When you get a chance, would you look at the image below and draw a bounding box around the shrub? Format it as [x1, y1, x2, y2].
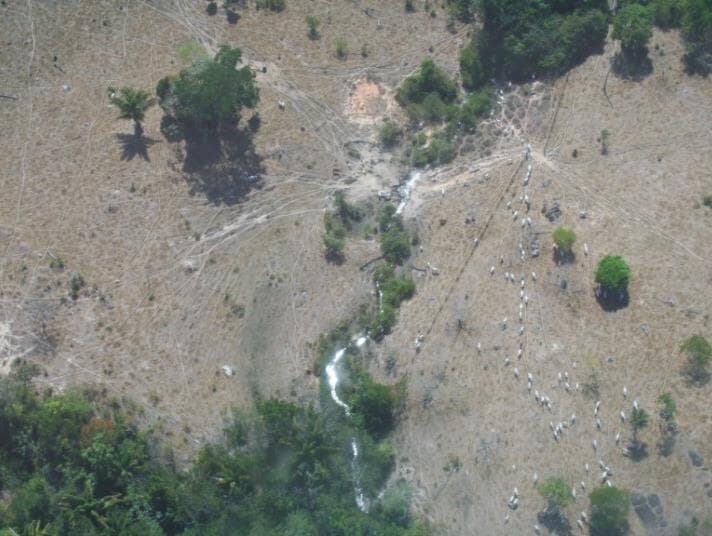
[682, 0, 712, 75]
[703, 195, 712, 208]
[456, 89, 492, 131]
[405, 0, 415, 13]
[631, 408, 649, 434]
[323, 233, 345, 259]
[595, 255, 631, 291]
[378, 203, 398, 232]
[373, 263, 396, 285]
[601, 129, 611, 154]
[657, 392, 677, 422]
[681, 334, 711, 384]
[370, 303, 397, 338]
[411, 132, 456, 167]
[552, 227, 576, 253]
[69, 273, 85, 300]
[334, 191, 364, 222]
[381, 276, 416, 308]
[381, 228, 412, 265]
[379, 121, 404, 148]
[589, 486, 630, 536]
[459, 39, 487, 90]
[538, 477, 574, 508]
[335, 38, 348, 59]
[306, 15, 320, 40]
[396, 59, 458, 111]
[350, 381, 397, 439]
[613, 4, 654, 57]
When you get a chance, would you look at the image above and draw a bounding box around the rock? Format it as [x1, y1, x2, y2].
[222, 365, 235, 377]
[560, 279, 567, 290]
[689, 450, 704, 467]
[545, 202, 562, 222]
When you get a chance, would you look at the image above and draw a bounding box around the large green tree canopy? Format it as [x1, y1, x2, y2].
[163, 45, 259, 131]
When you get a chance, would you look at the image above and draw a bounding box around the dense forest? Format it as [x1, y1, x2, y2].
[0, 361, 425, 535]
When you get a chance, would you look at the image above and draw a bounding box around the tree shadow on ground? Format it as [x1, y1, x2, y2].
[612, 51, 653, 81]
[554, 249, 576, 265]
[595, 286, 630, 312]
[115, 133, 157, 161]
[182, 124, 264, 205]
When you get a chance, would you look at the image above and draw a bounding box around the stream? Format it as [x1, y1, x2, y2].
[323, 170, 420, 511]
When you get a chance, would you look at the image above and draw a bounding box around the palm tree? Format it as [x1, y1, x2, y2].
[108, 86, 155, 137]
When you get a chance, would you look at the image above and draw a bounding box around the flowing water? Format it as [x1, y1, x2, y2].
[323, 170, 421, 512]
[325, 335, 369, 511]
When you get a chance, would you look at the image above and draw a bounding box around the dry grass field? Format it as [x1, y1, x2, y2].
[1, 1, 711, 534]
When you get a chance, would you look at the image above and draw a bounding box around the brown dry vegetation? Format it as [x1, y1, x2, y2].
[1, 1, 712, 534]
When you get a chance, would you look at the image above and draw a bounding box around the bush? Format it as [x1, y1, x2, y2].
[631, 408, 649, 433]
[459, 39, 487, 90]
[657, 392, 677, 422]
[405, 0, 415, 13]
[552, 227, 576, 252]
[538, 477, 574, 508]
[350, 381, 397, 439]
[370, 303, 397, 339]
[379, 121, 404, 148]
[396, 59, 459, 111]
[456, 89, 492, 131]
[613, 4, 654, 57]
[681, 0, 712, 74]
[324, 233, 345, 259]
[595, 255, 631, 291]
[411, 132, 456, 167]
[703, 195, 712, 208]
[306, 15, 320, 39]
[381, 276, 416, 308]
[681, 334, 712, 384]
[589, 486, 630, 536]
[336, 38, 348, 59]
[381, 228, 412, 265]
[378, 203, 398, 232]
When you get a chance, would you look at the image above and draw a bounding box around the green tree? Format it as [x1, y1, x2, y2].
[681, 0, 712, 74]
[595, 255, 631, 292]
[681, 334, 712, 385]
[306, 15, 320, 40]
[396, 59, 459, 122]
[538, 477, 574, 508]
[589, 486, 630, 536]
[552, 227, 576, 256]
[381, 228, 412, 265]
[613, 4, 654, 57]
[108, 87, 155, 137]
[350, 381, 397, 439]
[459, 39, 487, 90]
[168, 45, 259, 131]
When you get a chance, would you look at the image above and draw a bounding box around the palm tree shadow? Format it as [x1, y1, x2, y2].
[115, 133, 157, 161]
[182, 125, 264, 205]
